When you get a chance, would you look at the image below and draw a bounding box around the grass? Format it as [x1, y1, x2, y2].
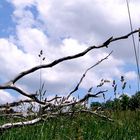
[0, 111, 140, 140]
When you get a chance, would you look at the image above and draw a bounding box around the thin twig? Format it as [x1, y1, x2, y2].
[67, 51, 113, 99]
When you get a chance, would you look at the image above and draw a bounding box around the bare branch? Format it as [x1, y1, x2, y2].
[111, 29, 139, 42]
[0, 29, 139, 105]
[77, 90, 108, 103]
[42, 90, 108, 112]
[41, 108, 114, 122]
[67, 51, 113, 99]
[0, 84, 45, 105]
[0, 118, 42, 132]
[0, 99, 34, 109]
[0, 29, 138, 133]
[46, 96, 62, 102]
[6, 28, 139, 84]
[0, 108, 113, 133]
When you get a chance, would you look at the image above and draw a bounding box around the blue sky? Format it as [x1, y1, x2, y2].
[0, 0, 140, 104]
[0, 0, 15, 37]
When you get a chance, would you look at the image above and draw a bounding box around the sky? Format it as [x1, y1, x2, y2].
[0, 0, 140, 104]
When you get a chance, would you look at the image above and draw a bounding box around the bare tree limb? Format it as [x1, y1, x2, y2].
[0, 84, 45, 105]
[0, 29, 138, 133]
[0, 118, 42, 132]
[0, 108, 113, 133]
[0, 99, 34, 109]
[42, 90, 108, 112]
[46, 96, 62, 102]
[0, 29, 139, 104]
[4, 29, 139, 84]
[67, 51, 113, 99]
[111, 29, 139, 42]
[78, 90, 108, 103]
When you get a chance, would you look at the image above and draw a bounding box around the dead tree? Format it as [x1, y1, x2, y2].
[0, 29, 139, 132]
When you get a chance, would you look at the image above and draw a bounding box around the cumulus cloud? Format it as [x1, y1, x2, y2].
[0, 0, 139, 103]
[16, 27, 49, 55]
[0, 38, 36, 82]
[35, 0, 129, 42]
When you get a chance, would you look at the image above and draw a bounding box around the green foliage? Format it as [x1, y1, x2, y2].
[90, 102, 102, 109]
[112, 98, 121, 111]
[1, 111, 140, 140]
[91, 91, 140, 111]
[129, 91, 140, 110]
[119, 94, 130, 110]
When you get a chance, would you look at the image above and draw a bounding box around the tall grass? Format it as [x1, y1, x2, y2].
[0, 111, 140, 140]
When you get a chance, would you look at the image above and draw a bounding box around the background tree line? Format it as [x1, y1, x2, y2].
[91, 91, 140, 111]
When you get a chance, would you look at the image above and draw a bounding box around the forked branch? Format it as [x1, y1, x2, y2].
[0, 29, 139, 132]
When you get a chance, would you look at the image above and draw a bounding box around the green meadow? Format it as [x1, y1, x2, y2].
[0, 111, 140, 140]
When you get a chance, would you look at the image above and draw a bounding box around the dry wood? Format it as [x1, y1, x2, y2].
[0, 29, 139, 132]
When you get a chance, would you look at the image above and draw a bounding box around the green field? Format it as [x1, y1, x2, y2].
[0, 111, 140, 140]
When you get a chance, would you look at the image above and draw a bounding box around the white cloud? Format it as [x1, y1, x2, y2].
[13, 9, 35, 27]
[8, 0, 35, 8]
[16, 27, 48, 54]
[35, 0, 50, 18]
[0, 90, 15, 104]
[0, 0, 138, 103]
[33, 0, 140, 63]
[95, 0, 128, 25]
[124, 71, 137, 81]
[1, 34, 124, 95]
[60, 38, 86, 55]
[34, 0, 132, 42]
[0, 35, 132, 96]
[0, 38, 36, 81]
